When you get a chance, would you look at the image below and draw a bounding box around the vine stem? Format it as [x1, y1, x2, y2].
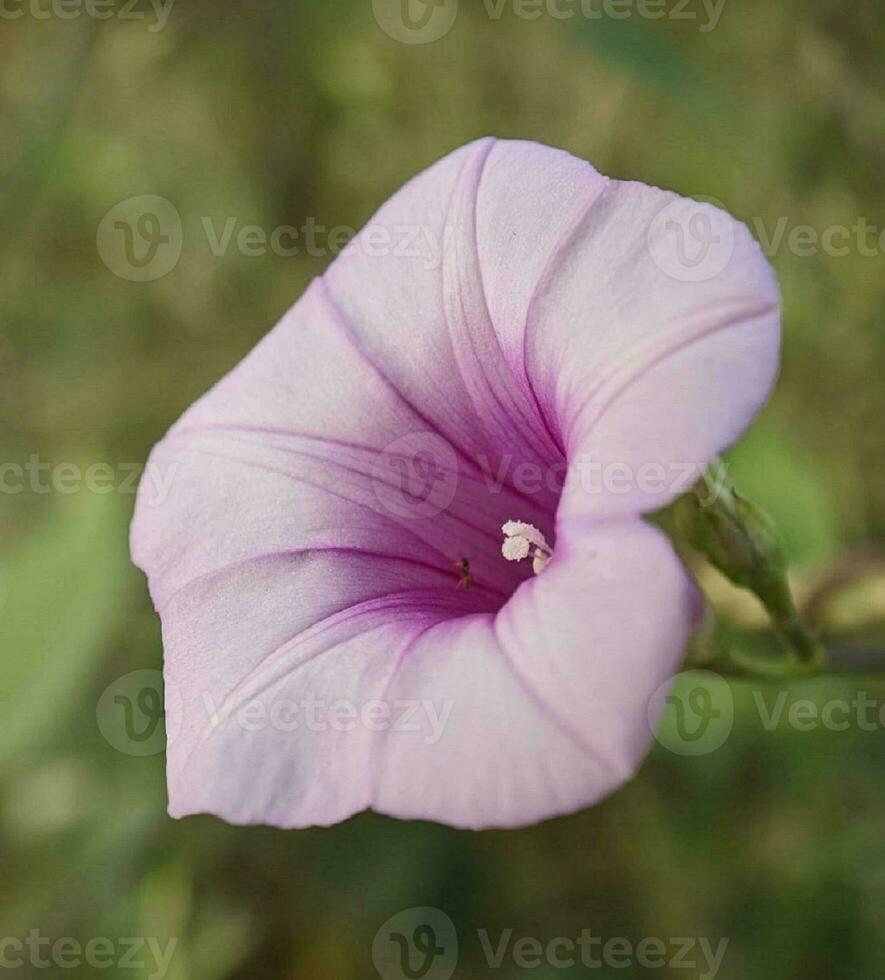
[684, 627, 885, 681]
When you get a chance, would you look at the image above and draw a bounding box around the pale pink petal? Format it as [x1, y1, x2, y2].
[373, 519, 696, 828]
[131, 137, 780, 829]
[164, 520, 693, 829]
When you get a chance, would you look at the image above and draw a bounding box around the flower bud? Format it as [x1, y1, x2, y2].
[675, 461, 821, 663]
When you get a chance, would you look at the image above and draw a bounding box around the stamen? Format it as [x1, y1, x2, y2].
[501, 520, 553, 575]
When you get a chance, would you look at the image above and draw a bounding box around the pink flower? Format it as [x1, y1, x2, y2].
[131, 139, 780, 829]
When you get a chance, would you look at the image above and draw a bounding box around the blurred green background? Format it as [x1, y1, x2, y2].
[2, 0, 884, 976]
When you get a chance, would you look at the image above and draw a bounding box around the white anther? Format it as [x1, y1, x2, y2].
[532, 549, 551, 575]
[501, 520, 553, 575]
[502, 534, 531, 562]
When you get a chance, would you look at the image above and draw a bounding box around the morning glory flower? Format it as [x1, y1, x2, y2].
[132, 138, 779, 829]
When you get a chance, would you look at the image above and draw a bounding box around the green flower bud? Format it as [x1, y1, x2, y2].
[675, 460, 822, 664]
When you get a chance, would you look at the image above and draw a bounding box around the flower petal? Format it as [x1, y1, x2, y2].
[515, 174, 780, 516]
[132, 137, 779, 829]
[131, 280, 546, 611]
[373, 518, 696, 828]
[163, 519, 693, 829]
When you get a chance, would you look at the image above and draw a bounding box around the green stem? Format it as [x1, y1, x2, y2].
[685, 624, 885, 680]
